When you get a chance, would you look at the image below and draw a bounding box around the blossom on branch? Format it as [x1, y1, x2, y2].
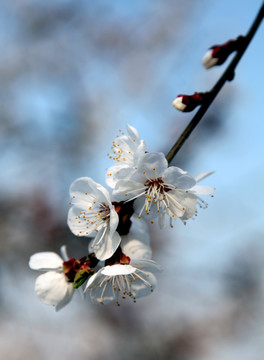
[106, 124, 146, 188]
[85, 254, 161, 305]
[68, 177, 121, 260]
[113, 152, 214, 226]
[29, 251, 74, 311]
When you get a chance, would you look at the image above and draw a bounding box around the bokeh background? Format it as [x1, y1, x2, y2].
[1, 1, 264, 359]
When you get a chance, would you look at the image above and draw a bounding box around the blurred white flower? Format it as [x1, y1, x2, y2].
[68, 177, 121, 260]
[85, 259, 161, 305]
[121, 215, 152, 259]
[106, 124, 146, 188]
[29, 251, 74, 311]
[113, 152, 214, 226]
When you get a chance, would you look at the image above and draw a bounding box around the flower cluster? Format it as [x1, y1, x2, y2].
[29, 125, 214, 310]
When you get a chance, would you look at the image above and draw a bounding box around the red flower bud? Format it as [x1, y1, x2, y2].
[203, 36, 245, 69]
[172, 92, 209, 112]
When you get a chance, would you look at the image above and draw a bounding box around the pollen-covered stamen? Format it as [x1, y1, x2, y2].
[99, 202, 111, 221]
[83, 202, 111, 235]
[141, 177, 170, 214]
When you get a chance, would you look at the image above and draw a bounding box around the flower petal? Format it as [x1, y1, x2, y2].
[109, 206, 119, 237]
[91, 229, 121, 261]
[67, 205, 95, 237]
[70, 177, 111, 205]
[133, 140, 146, 165]
[121, 216, 152, 259]
[106, 164, 134, 188]
[29, 252, 62, 271]
[190, 185, 215, 195]
[137, 152, 168, 179]
[130, 259, 162, 273]
[195, 170, 215, 182]
[89, 280, 117, 304]
[126, 124, 140, 142]
[85, 269, 104, 291]
[102, 264, 136, 276]
[122, 238, 152, 260]
[35, 271, 74, 309]
[130, 272, 157, 298]
[113, 179, 145, 201]
[162, 167, 196, 189]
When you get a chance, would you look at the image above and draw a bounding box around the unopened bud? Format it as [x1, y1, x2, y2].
[202, 36, 245, 69]
[172, 92, 209, 112]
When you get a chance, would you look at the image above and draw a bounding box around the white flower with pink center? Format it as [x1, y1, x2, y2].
[106, 124, 146, 188]
[68, 177, 121, 260]
[113, 152, 214, 226]
[85, 259, 161, 305]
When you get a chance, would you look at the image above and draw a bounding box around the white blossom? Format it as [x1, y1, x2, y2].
[85, 259, 161, 305]
[29, 251, 74, 311]
[68, 177, 121, 260]
[106, 124, 146, 188]
[121, 215, 152, 260]
[113, 152, 214, 226]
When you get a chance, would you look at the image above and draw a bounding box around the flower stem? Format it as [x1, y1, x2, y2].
[166, 2, 264, 164]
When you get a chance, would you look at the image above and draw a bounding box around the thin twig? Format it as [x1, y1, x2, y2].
[166, 2, 264, 164]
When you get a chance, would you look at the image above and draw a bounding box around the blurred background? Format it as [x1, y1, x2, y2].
[1, 0, 264, 359]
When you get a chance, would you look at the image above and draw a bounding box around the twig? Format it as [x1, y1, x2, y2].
[166, 2, 264, 164]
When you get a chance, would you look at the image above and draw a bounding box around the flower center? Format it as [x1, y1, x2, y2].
[99, 202, 111, 221]
[144, 177, 166, 192]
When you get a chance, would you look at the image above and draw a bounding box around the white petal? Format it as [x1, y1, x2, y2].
[190, 185, 215, 195]
[35, 271, 74, 308]
[106, 164, 134, 188]
[70, 177, 111, 205]
[162, 167, 196, 189]
[113, 179, 145, 201]
[55, 284, 74, 311]
[109, 207, 119, 237]
[126, 124, 140, 142]
[165, 191, 186, 218]
[177, 192, 198, 220]
[133, 140, 146, 165]
[195, 170, 215, 182]
[60, 245, 69, 261]
[89, 280, 116, 304]
[131, 272, 157, 298]
[91, 229, 121, 261]
[85, 269, 105, 291]
[29, 252, 62, 271]
[137, 152, 168, 179]
[67, 205, 95, 237]
[102, 264, 136, 276]
[122, 238, 152, 260]
[130, 259, 162, 273]
[121, 216, 151, 259]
